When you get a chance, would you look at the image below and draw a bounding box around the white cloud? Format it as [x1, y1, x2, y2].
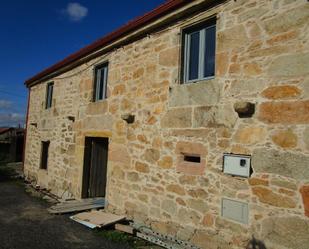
[0, 100, 12, 109]
[63, 3, 88, 22]
[0, 113, 24, 127]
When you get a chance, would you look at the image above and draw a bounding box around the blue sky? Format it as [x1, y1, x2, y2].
[0, 0, 165, 127]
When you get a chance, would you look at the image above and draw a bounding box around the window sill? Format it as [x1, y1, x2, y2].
[182, 76, 215, 85]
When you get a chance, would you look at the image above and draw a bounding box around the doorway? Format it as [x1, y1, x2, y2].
[82, 137, 108, 198]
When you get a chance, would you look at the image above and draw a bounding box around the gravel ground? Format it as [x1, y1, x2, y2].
[0, 177, 136, 249]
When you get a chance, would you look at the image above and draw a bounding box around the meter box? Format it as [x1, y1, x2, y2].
[223, 153, 251, 178]
[222, 198, 248, 224]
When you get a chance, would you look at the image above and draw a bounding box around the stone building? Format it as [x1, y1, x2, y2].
[24, 0, 309, 248]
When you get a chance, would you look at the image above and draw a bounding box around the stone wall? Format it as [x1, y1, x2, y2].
[24, 0, 309, 248]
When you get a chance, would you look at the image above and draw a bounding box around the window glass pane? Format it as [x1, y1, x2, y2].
[98, 67, 104, 100]
[95, 65, 108, 101]
[204, 25, 216, 77]
[188, 31, 200, 81]
[46, 83, 53, 109]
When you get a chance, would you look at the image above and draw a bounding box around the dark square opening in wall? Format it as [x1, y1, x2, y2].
[40, 141, 50, 170]
[184, 154, 201, 163]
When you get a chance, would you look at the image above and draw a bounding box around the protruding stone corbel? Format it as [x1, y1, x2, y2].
[121, 114, 135, 124]
[30, 122, 37, 128]
[67, 116, 75, 122]
[234, 102, 255, 118]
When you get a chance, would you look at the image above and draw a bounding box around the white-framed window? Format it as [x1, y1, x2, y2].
[45, 82, 54, 109]
[94, 62, 108, 101]
[183, 19, 216, 83]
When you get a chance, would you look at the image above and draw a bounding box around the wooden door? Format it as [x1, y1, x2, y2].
[82, 137, 108, 198]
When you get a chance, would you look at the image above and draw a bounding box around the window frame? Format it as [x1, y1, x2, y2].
[45, 82, 54, 109]
[93, 62, 109, 102]
[182, 18, 216, 84]
[40, 141, 50, 170]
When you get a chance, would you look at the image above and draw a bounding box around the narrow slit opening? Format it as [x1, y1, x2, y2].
[184, 155, 201, 163]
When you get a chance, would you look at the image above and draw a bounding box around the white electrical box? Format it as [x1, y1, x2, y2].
[222, 198, 248, 224]
[223, 154, 251, 177]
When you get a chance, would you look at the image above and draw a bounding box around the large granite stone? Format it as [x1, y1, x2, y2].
[252, 148, 309, 180]
[261, 216, 309, 249]
[169, 80, 220, 107]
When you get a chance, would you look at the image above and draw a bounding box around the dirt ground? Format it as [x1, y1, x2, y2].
[0, 164, 159, 249]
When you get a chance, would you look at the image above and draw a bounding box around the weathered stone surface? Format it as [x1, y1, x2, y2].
[143, 148, 160, 164]
[161, 108, 192, 128]
[158, 47, 179, 67]
[261, 85, 301, 99]
[248, 178, 269, 186]
[187, 199, 209, 213]
[179, 175, 197, 185]
[270, 179, 297, 190]
[304, 127, 309, 150]
[177, 208, 201, 225]
[238, 7, 268, 23]
[86, 101, 108, 115]
[258, 101, 309, 124]
[216, 52, 229, 76]
[191, 230, 230, 249]
[215, 217, 247, 234]
[127, 172, 139, 182]
[202, 213, 214, 227]
[193, 105, 237, 128]
[228, 79, 266, 96]
[243, 63, 262, 76]
[234, 126, 267, 144]
[111, 165, 125, 180]
[300, 186, 309, 217]
[162, 199, 177, 214]
[268, 52, 309, 77]
[217, 25, 248, 51]
[151, 221, 178, 236]
[187, 188, 208, 199]
[252, 186, 296, 208]
[158, 156, 173, 169]
[272, 129, 297, 148]
[169, 129, 210, 138]
[166, 184, 186, 196]
[175, 141, 207, 155]
[262, 5, 309, 34]
[261, 216, 309, 249]
[135, 161, 150, 173]
[82, 115, 113, 130]
[109, 144, 130, 164]
[252, 148, 309, 180]
[169, 80, 220, 107]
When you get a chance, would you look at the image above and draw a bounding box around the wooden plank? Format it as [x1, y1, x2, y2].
[50, 198, 104, 208]
[47, 198, 105, 214]
[48, 204, 104, 214]
[70, 211, 125, 229]
[115, 224, 134, 234]
[49, 201, 105, 211]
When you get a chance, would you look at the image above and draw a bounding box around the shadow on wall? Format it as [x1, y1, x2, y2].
[246, 236, 267, 249]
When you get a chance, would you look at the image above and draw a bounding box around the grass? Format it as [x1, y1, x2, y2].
[94, 229, 154, 249]
[0, 161, 15, 180]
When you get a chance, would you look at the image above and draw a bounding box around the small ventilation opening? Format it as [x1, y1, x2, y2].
[184, 155, 201, 163]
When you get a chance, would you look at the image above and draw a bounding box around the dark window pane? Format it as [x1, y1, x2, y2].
[98, 68, 104, 100]
[46, 83, 53, 109]
[95, 65, 108, 101]
[204, 25, 216, 77]
[188, 31, 200, 81]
